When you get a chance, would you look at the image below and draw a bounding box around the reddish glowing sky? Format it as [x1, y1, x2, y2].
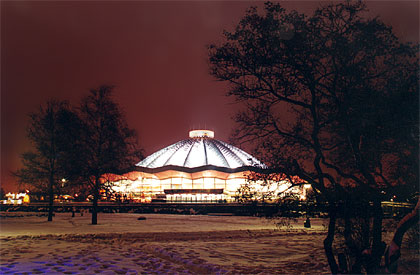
[1, 1, 418, 192]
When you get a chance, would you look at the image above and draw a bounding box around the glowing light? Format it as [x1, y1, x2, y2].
[189, 130, 214, 138]
[172, 178, 182, 185]
[3, 192, 28, 204]
[23, 194, 30, 203]
[204, 177, 215, 189]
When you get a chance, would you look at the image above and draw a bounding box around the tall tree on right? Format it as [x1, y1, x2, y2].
[209, 1, 418, 273]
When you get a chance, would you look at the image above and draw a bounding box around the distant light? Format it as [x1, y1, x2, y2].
[23, 194, 30, 203]
[189, 130, 214, 139]
[61, 178, 67, 183]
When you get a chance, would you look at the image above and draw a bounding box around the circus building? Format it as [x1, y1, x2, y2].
[105, 130, 304, 203]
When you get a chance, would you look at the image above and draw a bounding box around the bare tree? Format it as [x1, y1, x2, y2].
[15, 100, 79, 221]
[209, 1, 418, 273]
[76, 86, 142, 225]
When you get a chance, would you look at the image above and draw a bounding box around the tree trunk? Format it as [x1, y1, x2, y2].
[385, 198, 420, 273]
[343, 206, 362, 274]
[324, 204, 339, 274]
[361, 208, 370, 249]
[91, 177, 99, 225]
[47, 174, 54, 222]
[367, 198, 385, 274]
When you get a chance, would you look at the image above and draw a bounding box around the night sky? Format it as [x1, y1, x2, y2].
[2, 1, 418, 192]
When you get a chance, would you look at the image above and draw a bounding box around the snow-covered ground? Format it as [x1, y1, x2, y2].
[0, 212, 324, 236]
[0, 213, 418, 274]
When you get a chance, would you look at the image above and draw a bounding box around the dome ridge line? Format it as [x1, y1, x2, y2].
[145, 142, 178, 168]
[206, 139, 230, 168]
[213, 139, 246, 167]
[224, 142, 254, 164]
[183, 139, 195, 167]
[203, 138, 208, 165]
[162, 140, 187, 166]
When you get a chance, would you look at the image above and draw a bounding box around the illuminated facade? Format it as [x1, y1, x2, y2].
[107, 130, 303, 203]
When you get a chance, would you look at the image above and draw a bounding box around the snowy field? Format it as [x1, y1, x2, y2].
[0, 212, 418, 274]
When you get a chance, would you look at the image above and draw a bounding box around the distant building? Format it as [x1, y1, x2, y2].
[105, 130, 305, 203]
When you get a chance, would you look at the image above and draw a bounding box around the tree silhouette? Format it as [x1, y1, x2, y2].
[0, 187, 5, 200]
[209, 1, 418, 273]
[76, 86, 142, 225]
[14, 100, 79, 221]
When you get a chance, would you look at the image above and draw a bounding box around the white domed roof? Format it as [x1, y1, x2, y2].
[136, 130, 265, 169]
